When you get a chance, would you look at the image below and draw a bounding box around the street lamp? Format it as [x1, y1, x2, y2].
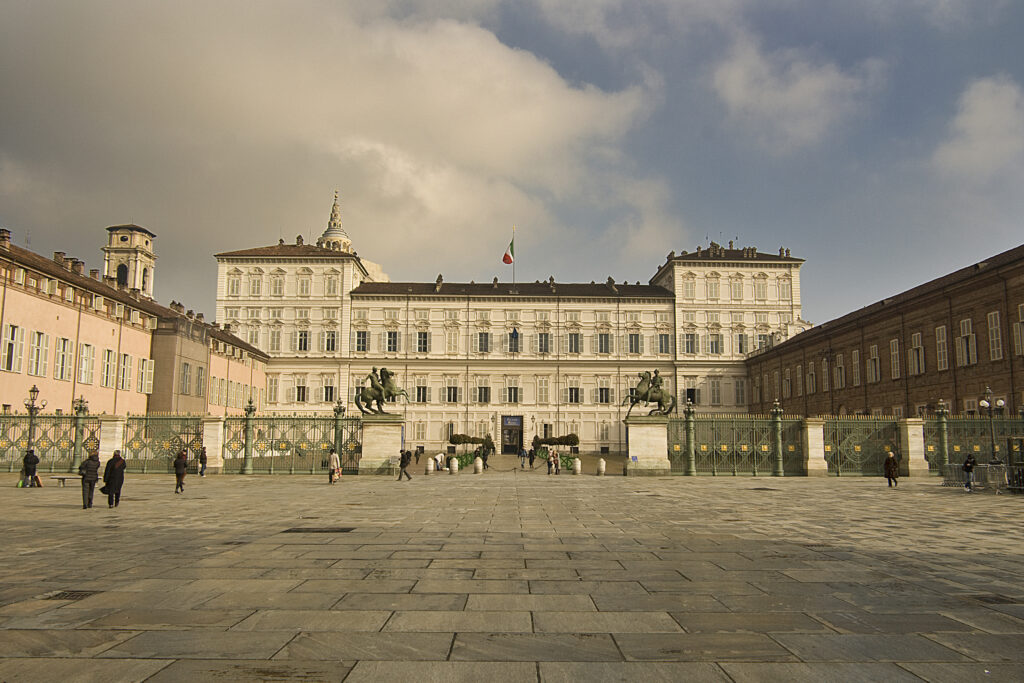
[978, 386, 1005, 465]
[23, 385, 47, 452]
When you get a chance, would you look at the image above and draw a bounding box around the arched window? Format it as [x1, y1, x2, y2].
[141, 268, 149, 290]
[116, 264, 128, 286]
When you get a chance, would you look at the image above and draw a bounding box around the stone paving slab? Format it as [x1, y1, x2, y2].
[4, 472, 1024, 678]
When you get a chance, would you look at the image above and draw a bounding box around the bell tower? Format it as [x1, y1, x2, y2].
[102, 224, 157, 297]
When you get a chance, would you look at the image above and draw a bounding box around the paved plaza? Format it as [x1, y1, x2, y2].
[2, 459, 1024, 682]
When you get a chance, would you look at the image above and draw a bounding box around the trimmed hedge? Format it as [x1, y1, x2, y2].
[531, 433, 579, 450]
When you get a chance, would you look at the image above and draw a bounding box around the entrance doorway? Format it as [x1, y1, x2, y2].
[502, 415, 523, 454]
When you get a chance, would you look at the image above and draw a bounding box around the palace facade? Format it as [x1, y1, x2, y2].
[216, 195, 809, 454]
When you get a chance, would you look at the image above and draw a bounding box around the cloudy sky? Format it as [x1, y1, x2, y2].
[2, 1, 1023, 324]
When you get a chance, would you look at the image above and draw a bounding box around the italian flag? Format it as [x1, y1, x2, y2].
[502, 237, 514, 264]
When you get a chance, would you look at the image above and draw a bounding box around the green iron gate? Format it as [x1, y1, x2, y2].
[121, 416, 203, 473]
[823, 416, 899, 476]
[668, 414, 804, 475]
[223, 416, 362, 474]
[0, 415, 100, 473]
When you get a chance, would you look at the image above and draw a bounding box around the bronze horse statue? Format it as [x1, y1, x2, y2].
[354, 367, 409, 414]
[623, 370, 676, 417]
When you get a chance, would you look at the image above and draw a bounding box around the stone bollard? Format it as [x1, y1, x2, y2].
[474, 457, 483, 474]
[425, 457, 434, 475]
[449, 457, 459, 474]
[597, 458, 606, 476]
[573, 457, 582, 475]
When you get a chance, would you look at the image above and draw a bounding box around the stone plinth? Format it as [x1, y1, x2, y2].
[900, 418, 930, 477]
[358, 414, 404, 474]
[803, 418, 828, 477]
[98, 416, 126, 466]
[624, 416, 671, 476]
[202, 417, 225, 474]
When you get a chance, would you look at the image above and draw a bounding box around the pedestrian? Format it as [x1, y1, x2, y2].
[963, 453, 977, 492]
[173, 450, 188, 493]
[414, 449, 421, 465]
[397, 449, 412, 481]
[528, 448, 535, 469]
[198, 447, 208, 477]
[519, 448, 527, 469]
[328, 448, 341, 484]
[883, 450, 899, 488]
[547, 451, 554, 475]
[102, 449, 126, 508]
[481, 447, 489, 470]
[554, 450, 561, 475]
[78, 450, 101, 509]
[22, 449, 40, 488]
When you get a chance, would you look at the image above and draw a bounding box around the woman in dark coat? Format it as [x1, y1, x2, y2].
[883, 450, 899, 488]
[103, 449, 126, 508]
[173, 450, 188, 493]
[22, 449, 40, 488]
[78, 451, 101, 509]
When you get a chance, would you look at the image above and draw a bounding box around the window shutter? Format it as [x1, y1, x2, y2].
[457, 387, 463, 403]
[591, 388, 598, 403]
[318, 331, 325, 352]
[519, 385, 526, 404]
[1015, 322, 1023, 356]
[426, 386, 432, 403]
[609, 387, 615, 404]
[969, 335, 977, 364]
[562, 386, 569, 403]
[286, 386, 295, 402]
[471, 386, 478, 402]
[0, 325, 8, 370]
[588, 335, 595, 354]
[40, 335, 49, 375]
[471, 332, 479, 353]
[15, 328, 24, 372]
[316, 385, 323, 403]
[561, 333, 568, 353]
[639, 335, 646, 354]
[530, 334, 538, 353]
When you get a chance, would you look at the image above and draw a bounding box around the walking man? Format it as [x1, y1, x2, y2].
[103, 449, 126, 508]
[22, 449, 40, 488]
[397, 450, 413, 481]
[173, 450, 188, 493]
[963, 453, 977, 492]
[78, 450, 101, 509]
[883, 450, 899, 488]
[528, 448, 536, 469]
[198, 447, 208, 477]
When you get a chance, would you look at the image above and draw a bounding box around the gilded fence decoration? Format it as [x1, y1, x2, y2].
[823, 416, 899, 476]
[223, 415, 362, 474]
[121, 416, 203, 473]
[668, 413, 804, 476]
[0, 415, 100, 472]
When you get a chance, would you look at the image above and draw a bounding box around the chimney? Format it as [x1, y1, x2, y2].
[90, 269, 100, 280]
[71, 259, 85, 275]
[223, 323, 231, 333]
[0, 228, 10, 250]
[129, 288, 140, 300]
[53, 251, 65, 266]
[186, 309, 195, 320]
[195, 312, 204, 323]
[785, 248, 791, 257]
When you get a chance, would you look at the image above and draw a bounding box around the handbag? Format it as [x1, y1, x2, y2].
[100, 485, 109, 495]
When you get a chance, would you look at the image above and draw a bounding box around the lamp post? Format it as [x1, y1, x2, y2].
[23, 385, 47, 453]
[71, 395, 89, 471]
[978, 386, 1005, 465]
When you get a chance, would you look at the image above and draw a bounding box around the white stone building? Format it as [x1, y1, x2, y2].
[215, 195, 809, 454]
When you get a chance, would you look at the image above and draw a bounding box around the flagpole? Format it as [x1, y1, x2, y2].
[512, 224, 516, 289]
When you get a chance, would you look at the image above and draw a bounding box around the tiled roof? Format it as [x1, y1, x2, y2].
[352, 280, 673, 298]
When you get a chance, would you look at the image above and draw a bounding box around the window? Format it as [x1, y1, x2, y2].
[538, 332, 550, 354]
[417, 331, 429, 353]
[295, 383, 307, 403]
[247, 328, 259, 346]
[322, 377, 335, 403]
[709, 378, 721, 405]
[269, 329, 281, 352]
[325, 275, 338, 296]
[731, 279, 743, 300]
[682, 333, 697, 354]
[138, 359, 154, 394]
[196, 366, 205, 397]
[599, 422, 610, 441]
[566, 377, 581, 404]
[324, 308, 338, 320]
[708, 334, 723, 355]
[118, 353, 132, 391]
[626, 312, 640, 322]
[735, 378, 746, 406]
[834, 353, 845, 389]
[598, 386, 611, 404]
[1016, 304, 1024, 356]
[565, 311, 580, 322]
[28, 331, 49, 376]
[444, 310, 459, 321]
[890, 339, 901, 379]
[446, 330, 459, 354]
[821, 360, 829, 392]
[537, 310, 550, 322]
[507, 310, 520, 321]
[782, 368, 791, 398]
[506, 377, 520, 404]
[867, 345, 880, 383]
[446, 384, 460, 403]
[682, 312, 695, 323]
[270, 275, 284, 296]
[908, 333, 924, 375]
[477, 311, 490, 322]
[101, 350, 117, 388]
[54, 337, 73, 381]
[735, 333, 748, 355]
[806, 363, 816, 394]
[356, 330, 368, 352]
[936, 325, 948, 370]
[297, 275, 311, 296]
[707, 279, 720, 299]
[683, 376, 699, 405]
[851, 349, 860, 386]
[414, 422, 426, 440]
[77, 343, 94, 384]
[386, 331, 399, 353]
[988, 311, 1002, 360]
[324, 330, 337, 352]
[757, 334, 770, 350]
[249, 277, 261, 296]
[956, 319, 977, 366]
[507, 331, 520, 353]
[415, 382, 429, 403]
[353, 309, 368, 320]
[755, 313, 768, 324]
[384, 309, 399, 321]
[537, 376, 549, 404]
[227, 274, 240, 296]
[567, 333, 581, 354]
[477, 332, 490, 353]
[476, 380, 490, 404]
[297, 330, 310, 352]
[682, 279, 695, 298]
[597, 311, 609, 322]
[179, 361, 191, 394]
[415, 309, 429, 321]
[658, 333, 671, 354]
[754, 279, 767, 300]
[267, 376, 278, 403]
[296, 308, 309, 321]
[628, 333, 642, 354]
[779, 280, 792, 300]
[597, 333, 611, 354]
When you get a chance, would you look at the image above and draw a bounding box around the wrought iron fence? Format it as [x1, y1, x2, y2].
[222, 416, 362, 474]
[121, 416, 203, 473]
[823, 416, 899, 476]
[667, 414, 804, 476]
[0, 414, 100, 473]
[924, 416, 1023, 472]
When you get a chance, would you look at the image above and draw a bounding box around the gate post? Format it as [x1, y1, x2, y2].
[684, 401, 696, 476]
[71, 396, 88, 472]
[98, 415, 125, 466]
[803, 417, 827, 476]
[242, 398, 255, 475]
[900, 417, 929, 477]
[937, 401, 950, 470]
[771, 400, 784, 477]
[333, 400, 346, 456]
[202, 416, 225, 474]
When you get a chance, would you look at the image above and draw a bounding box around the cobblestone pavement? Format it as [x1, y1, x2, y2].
[2, 462, 1024, 682]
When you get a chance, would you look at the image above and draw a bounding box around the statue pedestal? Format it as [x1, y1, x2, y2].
[359, 414, 404, 475]
[624, 416, 671, 476]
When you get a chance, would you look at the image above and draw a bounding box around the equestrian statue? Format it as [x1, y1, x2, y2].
[623, 369, 676, 417]
[354, 367, 409, 414]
